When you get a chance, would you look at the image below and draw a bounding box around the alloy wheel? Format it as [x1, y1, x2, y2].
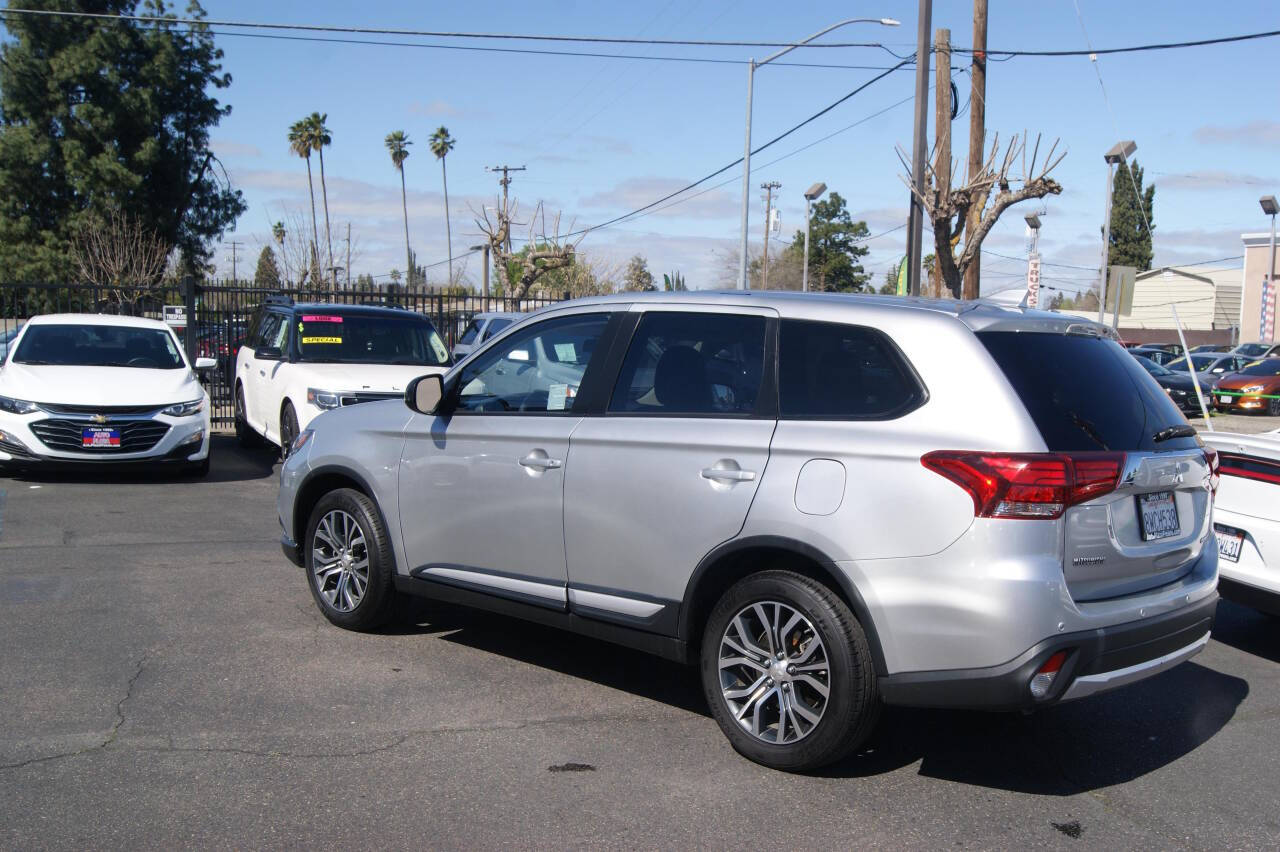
[311, 509, 369, 612]
[717, 600, 830, 745]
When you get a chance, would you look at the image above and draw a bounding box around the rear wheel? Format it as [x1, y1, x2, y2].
[304, 488, 398, 631]
[234, 385, 260, 448]
[279, 402, 299, 458]
[701, 570, 880, 772]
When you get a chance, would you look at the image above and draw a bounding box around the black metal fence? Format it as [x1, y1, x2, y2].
[0, 282, 565, 426]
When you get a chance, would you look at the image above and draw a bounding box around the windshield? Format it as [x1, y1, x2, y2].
[294, 312, 450, 366]
[979, 331, 1198, 452]
[13, 324, 185, 369]
[1166, 354, 1216, 372]
[1236, 344, 1269, 357]
[1237, 358, 1280, 377]
[1134, 355, 1172, 376]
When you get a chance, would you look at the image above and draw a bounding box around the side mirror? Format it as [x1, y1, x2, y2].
[406, 373, 444, 415]
[194, 356, 217, 371]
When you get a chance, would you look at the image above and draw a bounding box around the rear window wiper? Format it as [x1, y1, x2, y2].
[1153, 424, 1197, 442]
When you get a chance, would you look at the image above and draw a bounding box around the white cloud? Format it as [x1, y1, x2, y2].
[1192, 120, 1280, 147]
[211, 138, 262, 159]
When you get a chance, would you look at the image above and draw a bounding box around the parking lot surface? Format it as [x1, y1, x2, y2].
[2, 437, 1279, 849]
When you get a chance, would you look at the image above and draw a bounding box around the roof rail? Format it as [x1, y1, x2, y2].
[264, 294, 295, 306]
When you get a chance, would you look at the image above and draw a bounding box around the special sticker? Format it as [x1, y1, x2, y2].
[301, 336, 343, 345]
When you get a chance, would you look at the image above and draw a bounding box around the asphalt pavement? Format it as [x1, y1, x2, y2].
[1, 436, 1279, 849]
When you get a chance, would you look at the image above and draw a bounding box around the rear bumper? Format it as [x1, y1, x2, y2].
[879, 592, 1218, 710]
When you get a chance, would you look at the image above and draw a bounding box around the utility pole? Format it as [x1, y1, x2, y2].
[962, 0, 988, 301]
[226, 241, 244, 284]
[906, 0, 932, 296]
[933, 28, 952, 298]
[486, 164, 526, 254]
[345, 223, 351, 289]
[760, 181, 780, 290]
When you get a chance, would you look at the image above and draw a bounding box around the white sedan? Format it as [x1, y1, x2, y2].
[0, 314, 214, 476]
[1203, 430, 1280, 616]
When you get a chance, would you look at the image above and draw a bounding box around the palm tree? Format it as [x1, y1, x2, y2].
[429, 126, 456, 284]
[385, 131, 413, 288]
[287, 120, 319, 272]
[303, 112, 334, 285]
[272, 221, 289, 285]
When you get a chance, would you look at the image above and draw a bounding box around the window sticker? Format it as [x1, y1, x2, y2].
[302, 336, 343, 345]
[553, 343, 577, 361]
[302, 315, 344, 323]
[547, 383, 569, 411]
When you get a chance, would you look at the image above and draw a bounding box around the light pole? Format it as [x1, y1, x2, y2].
[1262, 196, 1278, 344]
[470, 243, 491, 303]
[1024, 212, 1041, 308]
[737, 17, 899, 289]
[1097, 140, 1136, 323]
[802, 182, 827, 292]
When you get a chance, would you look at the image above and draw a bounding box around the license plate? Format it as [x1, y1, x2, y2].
[1219, 395, 1232, 404]
[1137, 491, 1180, 541]
[1214, 525, 1244, 563]
[82, 427, 120, 448]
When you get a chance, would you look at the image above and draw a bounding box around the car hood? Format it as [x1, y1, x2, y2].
[0, 363, 202, 406]
[293, 362, 448, 392]
[1157, 373, 1209, 391]
[1214, 374, 1280, 390]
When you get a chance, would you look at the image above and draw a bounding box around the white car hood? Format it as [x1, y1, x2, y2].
[299, 362, 447, 392]
[0, 363, 202, 406]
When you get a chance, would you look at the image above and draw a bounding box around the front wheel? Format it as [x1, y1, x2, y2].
[1269, 396, 1280, 417]
[304, 488, 398, 631]
[701, 570, 880, 772]
[279, 401, 299, 458]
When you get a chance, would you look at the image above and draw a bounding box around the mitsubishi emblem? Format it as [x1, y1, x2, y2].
[91, 414, 110, 424]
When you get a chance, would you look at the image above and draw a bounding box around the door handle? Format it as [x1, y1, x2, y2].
[520, 453, 563, 470]
[701, 467, 756, 482]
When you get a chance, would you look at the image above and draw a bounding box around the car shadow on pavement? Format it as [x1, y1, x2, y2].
[386, 599, 710, 717]
[1, 435, 278, 485]
[821, 660, 1247, 793]
[1208, 599, 1280, 664]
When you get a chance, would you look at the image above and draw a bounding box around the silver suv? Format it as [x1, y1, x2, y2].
[277, 292, 1219, 771]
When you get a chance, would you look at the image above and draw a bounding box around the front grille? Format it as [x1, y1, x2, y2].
[38, 403, 162, 416]
[339, 392, 401, 407]
[30, 419, 171, 454]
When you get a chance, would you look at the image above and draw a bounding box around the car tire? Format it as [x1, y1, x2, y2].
[304, 488, 398, 631]
[279, 401, 299, 458]
[1269, 396, 1280, 417]
[234, 385, 260, 448]
[700, 570, 880, 772]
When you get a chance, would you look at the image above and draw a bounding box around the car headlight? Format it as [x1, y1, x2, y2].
[161, 398, 204, 417]
[291, 428, 315, 454]
[0, 394, 39, 415]
[307, 388, 341, 410]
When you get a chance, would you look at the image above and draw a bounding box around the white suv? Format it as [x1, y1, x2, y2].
[233, 299, 451, 453]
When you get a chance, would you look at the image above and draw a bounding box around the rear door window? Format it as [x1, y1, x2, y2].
[608, 312, 767, 416]
[778, 320, 925, 419]
[979, 331, 1199, 452]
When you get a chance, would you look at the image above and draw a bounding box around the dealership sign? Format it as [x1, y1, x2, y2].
[1025, 254, 1041, 308]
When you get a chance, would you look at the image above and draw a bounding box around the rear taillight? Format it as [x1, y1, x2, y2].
[921, 451, 1126, 520]
[1029, 651, 1069, 699]
[1203, 446, 1220, 496]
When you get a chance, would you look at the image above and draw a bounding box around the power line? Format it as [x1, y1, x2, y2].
[952, 28, 1280, 58]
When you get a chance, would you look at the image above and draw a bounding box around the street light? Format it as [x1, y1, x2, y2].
[1097, 140, 1137, 323]
[1262, 196, 1278, 343]
[801, 182, 827, 292]
[737, 17, 900, 289]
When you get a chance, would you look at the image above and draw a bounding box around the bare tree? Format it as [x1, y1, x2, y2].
[71, 208, 171, 310]
[473, 196, 583, 299]
[898, 132, 1065, 298]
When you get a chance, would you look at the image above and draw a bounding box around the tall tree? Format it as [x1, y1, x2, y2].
[0, 0, 245, 282]
[304, 112, 334, 284]
[782, 192, 872, 292]
[271, 220, 289, 283]
[287, 119, 319, 271]
[429, 126, 456, 283]
[254, 245, 281, 289]
[623, 255, 655, 291]
[1108, 159, 1155, 272]
[385, 131, 413, 288]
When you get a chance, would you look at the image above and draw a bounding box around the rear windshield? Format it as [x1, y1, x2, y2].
[294, 313, 450, 366]
[979, 331, 1199, 452]
[13, 324, 185, 369]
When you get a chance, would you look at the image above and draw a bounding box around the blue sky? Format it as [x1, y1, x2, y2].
[170, 2, 1280, 291]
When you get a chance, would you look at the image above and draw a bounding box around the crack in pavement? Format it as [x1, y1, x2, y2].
[4, 708, 696, 768]
[0, 653, 147, 772]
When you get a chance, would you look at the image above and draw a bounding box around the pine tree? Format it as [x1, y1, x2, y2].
[1108, 159, 1155, 271]
[623, 255, 655, 291]
[254, 246, 281, 289]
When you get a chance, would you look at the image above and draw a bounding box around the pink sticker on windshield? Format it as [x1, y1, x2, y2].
[301, 315, 343, 323]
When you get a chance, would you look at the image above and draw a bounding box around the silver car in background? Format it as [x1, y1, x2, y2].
[277, 292, 1219, 771]
[450, 311, 521, 363]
